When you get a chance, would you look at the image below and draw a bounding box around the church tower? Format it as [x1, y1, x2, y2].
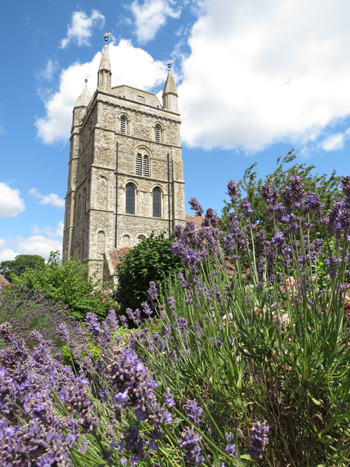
[62, 39, 186, 281]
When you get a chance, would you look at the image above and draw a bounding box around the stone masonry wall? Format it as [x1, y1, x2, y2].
[64, 84, 186, 281]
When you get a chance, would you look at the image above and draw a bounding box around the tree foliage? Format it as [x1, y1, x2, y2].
[0, 255, 45, 282]
[221, 150, 343, 238]
[10, 251, 110, 321]
[116, 232, 184, 312]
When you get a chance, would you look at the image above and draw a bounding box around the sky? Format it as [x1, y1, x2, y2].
[1, 0, 350, 262]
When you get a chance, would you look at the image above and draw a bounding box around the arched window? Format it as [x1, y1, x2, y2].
[126, 183, 135, 214]
[136, 154, 142, 175]
[153, 187, 161, 217]
[155, 125, 161, 143]
[120, 116, 126, 134]
[143, 155, 149, 177]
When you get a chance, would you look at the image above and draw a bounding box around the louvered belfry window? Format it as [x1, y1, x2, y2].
[155, 125, 161, 143]
[120, 116, 126, 133]
[143, 155, 149, 176]
[136, 154, 142, 175]
[153, 187, 161, 217]
[125, 183, 135, 214]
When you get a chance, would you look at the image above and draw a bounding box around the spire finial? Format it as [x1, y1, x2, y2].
[84, 75, 90, 84]
[104, 32, 111, 44]
[167, 59, 174, 71]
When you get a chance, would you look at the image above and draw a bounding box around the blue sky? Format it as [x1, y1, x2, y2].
[1, 0, 350, 261]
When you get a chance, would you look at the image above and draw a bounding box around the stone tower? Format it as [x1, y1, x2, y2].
[62, 41, 186, 280]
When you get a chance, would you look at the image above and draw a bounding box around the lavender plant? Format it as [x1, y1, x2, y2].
[129, 175, 350, 466]
[0, 284, 79, 349]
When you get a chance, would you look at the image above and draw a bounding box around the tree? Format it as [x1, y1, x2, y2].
[0, 255, 45, 282]
[220, 150, 343, 239]
[116, 232, 184, 312]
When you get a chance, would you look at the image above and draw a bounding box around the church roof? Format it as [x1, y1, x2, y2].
[0, 274, 10, 291]
[162, 71, 178, 96]
[99, 44, 111, 72]
[75, 85, 91, 107]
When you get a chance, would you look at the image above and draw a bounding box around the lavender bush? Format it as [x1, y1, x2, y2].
[0, 284, 79, 349]
[129, 175, 350, 466]
[2, 173, 350, 466]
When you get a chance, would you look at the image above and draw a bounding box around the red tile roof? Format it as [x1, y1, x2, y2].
[0, 274, 10, 291]
[185, 214, 203, 229]
[109, 247, 131, 271]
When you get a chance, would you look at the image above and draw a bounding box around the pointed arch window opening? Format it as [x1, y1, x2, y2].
[153, 187, 161, 218]
[126, 183, 135, 214]
[120, 116, 126, 134]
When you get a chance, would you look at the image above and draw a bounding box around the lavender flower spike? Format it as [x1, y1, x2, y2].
[249, 421, 269, 459]
[185, 399, 203, 425]
[165, 387, 175, 407]
[189, 197, 204, 216]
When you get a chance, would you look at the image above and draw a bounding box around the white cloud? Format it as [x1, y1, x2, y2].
[60, 10, 105, 49]
[0, 239, 16, 262]
[0, 221, 63, 262]
[319, 133, 344, 152]
[29, 188, 65, 208]
[36, 39, 166, 144]
[179, 0, 350, 152]
[0, 183, 25, 218]
[15, 236, 62, 260]
[31, 222, 64, 241]
[38, 59, 59, 81]
[131, 0, 181, 43]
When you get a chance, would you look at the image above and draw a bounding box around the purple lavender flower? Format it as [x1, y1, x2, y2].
[224, 432, 237, 459]
[0, 322, 14, 343]
[249, 421, 269, 459]
[85, 312, 100, 338]
[147, 281, 159, 303]
[189, 197, 204, 216]
[178, 427, 204, 465]
[141, 302, 153, 316]
[241, 199, 253, 219]
[167, 296, 176, 311]
[165, 387, 175, 407]
[106, 308, 120, 332]
[57, 323, 70, 342]
[185, 399, 203, 425]
[226, 180, 241, 204]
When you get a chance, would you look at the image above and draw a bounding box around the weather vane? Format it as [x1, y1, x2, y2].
[104, 32, 111, 43]
[84, 75, 90, 84]
[167, 60, 174, 70]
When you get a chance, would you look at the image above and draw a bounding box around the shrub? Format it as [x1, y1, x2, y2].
[221, 150, 343, 240]
[116, 232, 184, 312]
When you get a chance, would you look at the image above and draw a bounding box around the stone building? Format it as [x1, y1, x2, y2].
[62, 40, 186, 280]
